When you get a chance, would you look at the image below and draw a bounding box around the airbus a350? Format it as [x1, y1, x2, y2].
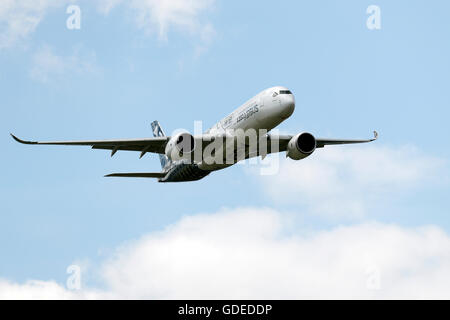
[11, 86, 378, 182]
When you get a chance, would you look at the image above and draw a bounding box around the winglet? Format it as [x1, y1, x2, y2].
[10, 133, 37, 144]
[373, 131, 378, 140]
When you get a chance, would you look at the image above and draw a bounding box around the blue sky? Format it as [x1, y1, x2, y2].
[0, 0, 449, 298]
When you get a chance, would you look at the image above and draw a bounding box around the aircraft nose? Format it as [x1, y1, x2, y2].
[280, 94, 295, 118]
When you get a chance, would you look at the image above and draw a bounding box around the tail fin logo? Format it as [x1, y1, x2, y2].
[151, 121, 166, 137]
[151, 120, 169, 170]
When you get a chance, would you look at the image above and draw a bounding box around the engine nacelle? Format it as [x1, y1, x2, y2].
[165, 132, 196, 161]
[286, 132, 316, 160]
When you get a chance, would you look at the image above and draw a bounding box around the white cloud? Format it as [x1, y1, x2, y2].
[1, 0, 216, 49]
[29, 45, 98, 83]
[0, 280, 99, 299]
[256, 145, 446, 219]
[2, 207, 450, 299]
[0, 0, 65, 48]
[98, 0, 216, 42]
[96, 0, 123, 15]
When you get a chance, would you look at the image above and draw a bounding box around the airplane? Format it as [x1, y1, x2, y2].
[11, 86, 378, 182]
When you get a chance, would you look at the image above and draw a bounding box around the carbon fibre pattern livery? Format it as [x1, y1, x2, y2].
[159, 163, 210, 182]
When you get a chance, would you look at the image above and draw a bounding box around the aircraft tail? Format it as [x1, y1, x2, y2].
[105, 172, 166, 178]
[151, 120, 170, 169]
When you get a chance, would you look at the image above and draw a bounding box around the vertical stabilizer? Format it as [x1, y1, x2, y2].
[151, 120, 170, 169]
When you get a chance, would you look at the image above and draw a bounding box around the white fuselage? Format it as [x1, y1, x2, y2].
[206, 86, 295, 135]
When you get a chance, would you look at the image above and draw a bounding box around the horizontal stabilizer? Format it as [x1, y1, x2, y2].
[104, 172, 166, 178]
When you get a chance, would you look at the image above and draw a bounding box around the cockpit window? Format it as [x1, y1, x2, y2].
[279, 90, 292, 94]
[272, 92, 278, 97]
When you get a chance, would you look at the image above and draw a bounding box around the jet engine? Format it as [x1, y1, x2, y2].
[165, 132, 196, 161]
[286, 132, 316, 160]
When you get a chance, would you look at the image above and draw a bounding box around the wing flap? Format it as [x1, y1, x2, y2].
[91, 144, 165, 154]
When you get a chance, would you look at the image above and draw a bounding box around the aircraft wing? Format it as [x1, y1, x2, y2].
[266, 131, 378, 152]
[315, 131, 378, 148]
[11, 130, 378, 159]
[10, 133, 169, 157]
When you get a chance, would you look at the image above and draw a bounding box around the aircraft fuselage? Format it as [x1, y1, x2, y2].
[161, 86, 295, 181]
